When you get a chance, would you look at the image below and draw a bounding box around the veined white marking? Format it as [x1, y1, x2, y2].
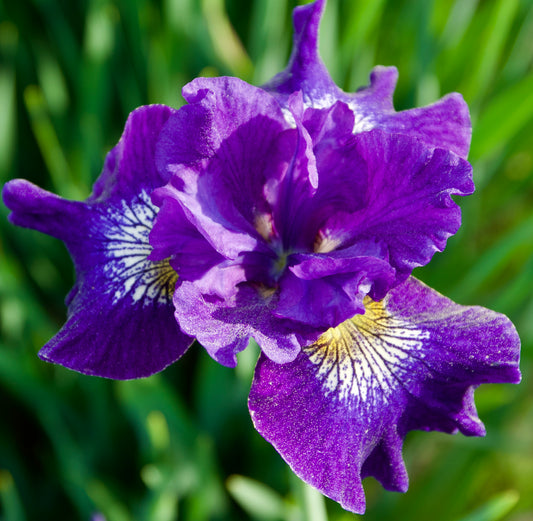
[304, 296, 430, 406]
[95, 190, 177, 306]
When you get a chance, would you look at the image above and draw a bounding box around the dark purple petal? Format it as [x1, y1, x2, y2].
[360, 83, 472, 160]
[249, 277, 520, 513]
[266, 92, 319, 249]
[321, 129, 474, 284]
[274, 242, 396, 329]
[286, 102, 366, 249]
[173, 281, 321, 367]
[262, 0, 338, 107]
[39, 279, 189, 379]
[3, 105, 193, 378]
[263, 1, 471, 158]
[91, 104, 179, 200]
[3, 178, 86, 241]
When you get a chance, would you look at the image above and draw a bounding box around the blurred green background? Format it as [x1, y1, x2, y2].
[1, 0, 533, 519]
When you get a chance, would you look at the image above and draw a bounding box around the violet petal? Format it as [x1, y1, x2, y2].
[3, 105, 193, 379]
[263, 0, 471, 158]
[249, 277, 520, 513]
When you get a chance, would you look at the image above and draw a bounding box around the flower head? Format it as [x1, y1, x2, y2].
[151, 76, 474, 366]
[2, 0, 521, 515]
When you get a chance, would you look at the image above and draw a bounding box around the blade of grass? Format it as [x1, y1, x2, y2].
[202, 0, 253, 79]
[0, 21, 17, 181]
[227, 474, 286, 521]
[455, 490, 519, 521]
[470, 73, 533, 163]
[460, 0, 520, 105]
[0, 470, 26, 521]
[23, 85, 82, 198]
[451, 211, 533, 300]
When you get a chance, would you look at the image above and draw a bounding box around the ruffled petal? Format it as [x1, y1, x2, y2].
[249, 277, 520, 513]
[3, 105, 193, 379]
[263, 1, 471, 158]
[173, 281, 321, 368]
[321, 129, 474, 285]
[274, 242, 395, 329]
[155, 77, 296, 259]
[355, 78, 472, 159]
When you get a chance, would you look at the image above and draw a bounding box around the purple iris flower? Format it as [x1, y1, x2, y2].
[2, 0, 521, 514]
[151, 77, 474, 366]
[149, 0, 520, 512]
[149, 0, 474, 365]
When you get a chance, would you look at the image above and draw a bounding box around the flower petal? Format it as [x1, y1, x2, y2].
[274, 242, 396, 329]
[3, 105, 193, 378]
[262, 0, 338, 108]
[173, 281, 321, 367]
[263, 1, 471, 158]
[155, 77, 295, 259]
[322, 129, 474, 284]
[249, 277, 520, 513]
[355, 72, 472, 159]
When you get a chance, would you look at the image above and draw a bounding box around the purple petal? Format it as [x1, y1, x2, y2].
[263, 1, 471, 158]
[249, 277, 520, 513]
[3, 105, 193, 379]
[149, 182, 226, 281]
[274, 242, 396, 329]
[321, 129, 474, 284]
[173, 281, 321, 368]
[157, 76, 289, 175]
[3, 178, 86, 241]
[155, 77, 295, 258]
[91, 104, 179, 200]
[351, 69, 471, 159]
[285, 101, 365, 249]
[262, 0, 339, 107]
[266, 92, 319, 249]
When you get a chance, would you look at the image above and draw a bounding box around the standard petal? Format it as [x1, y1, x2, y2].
[157, 76, 290, 176]
[3, 105, 194, 378]
[347, 66, 472, 158]
[262, 0, 339, 107]
[263, 1, 471, 158]
[321, 129, 474, 284]
[155, 77, 297, 258]
[249, 277, 520, 513]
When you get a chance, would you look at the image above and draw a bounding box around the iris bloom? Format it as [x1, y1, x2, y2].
[2, 0, 520, 514]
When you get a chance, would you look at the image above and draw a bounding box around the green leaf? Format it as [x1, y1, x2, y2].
[455, 490, 519, 521]
[227, 474, 286, 521]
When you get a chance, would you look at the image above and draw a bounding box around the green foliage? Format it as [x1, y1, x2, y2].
[1, 0, 532, 519]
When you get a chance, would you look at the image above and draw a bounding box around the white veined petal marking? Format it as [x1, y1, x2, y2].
[95, 190, 177, 306]
[304, 296, 430, 406]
